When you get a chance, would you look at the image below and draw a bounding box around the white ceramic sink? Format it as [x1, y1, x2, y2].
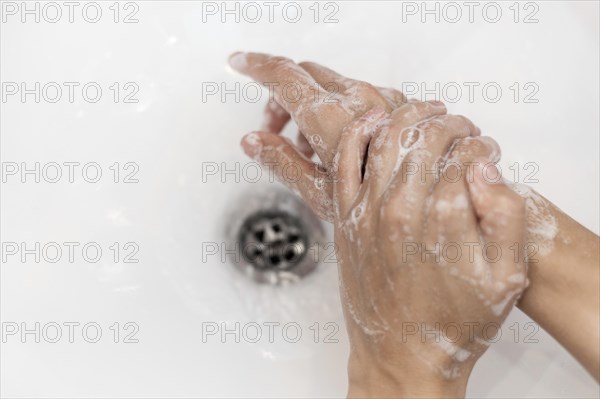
[1, 1, 598, 397]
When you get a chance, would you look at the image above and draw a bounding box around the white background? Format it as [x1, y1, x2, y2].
[1, 1, 599, 397]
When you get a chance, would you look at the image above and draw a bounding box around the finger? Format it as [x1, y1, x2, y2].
[375, 86, 407, 108]
[296, 130, 314, 158]
[299, 61, 407, 109]
[390, 100, 447, 126]
[428, 136, 502, 243]
[298, 61, 351, 93]
[229, 53, 319, 101]
[380, 115, 480, 230]
[468, 160, 528, 285]
[334, 107, 388, 220]
[260, 101, 314, 158]
[261, 101, 291, 133]
[241, 131, 334, 222]
[229, 53, 347, 141]
[363, 101, 448, 196]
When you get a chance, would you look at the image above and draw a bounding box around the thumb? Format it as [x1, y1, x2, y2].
[241, 131, 334, 222]
[467, 159, 528, 282]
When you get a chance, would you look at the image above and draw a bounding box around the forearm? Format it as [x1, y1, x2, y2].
[517, 203, 600, 380]
[347, 352, 471, 399]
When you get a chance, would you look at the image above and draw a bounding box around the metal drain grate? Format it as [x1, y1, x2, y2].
[238, 211, 308, 271]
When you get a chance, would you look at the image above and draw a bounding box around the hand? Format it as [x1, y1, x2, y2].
[230, 51, 406, 165]
[331, 107, 527, 397]
[241, 96, 528, 396]
[232, 53, 599, 382]
[232, 53, 439, 222]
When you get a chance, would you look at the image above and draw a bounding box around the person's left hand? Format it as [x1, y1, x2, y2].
[231, 52, 453, 222]
[230, 52, 409, 164]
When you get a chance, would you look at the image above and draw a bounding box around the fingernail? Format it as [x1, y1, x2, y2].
[241, 132, 262, 159]
[229, 52, 247, 71]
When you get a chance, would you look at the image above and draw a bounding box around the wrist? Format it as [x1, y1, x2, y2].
[347, 350, 471, 398]
[518, 204, 600, 380]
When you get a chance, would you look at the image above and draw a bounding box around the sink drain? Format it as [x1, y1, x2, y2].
[225, 188, 325, 284]
[238, 210, 308, 271]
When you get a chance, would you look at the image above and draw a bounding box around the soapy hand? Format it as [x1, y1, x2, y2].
[231, 52, 600, 388]
[330, 107, 528, 397]
[231, 52, 430, 221]
[234, 53, 527, 392]
[230, 51, 406, 165]
[240, 93, 528, 398]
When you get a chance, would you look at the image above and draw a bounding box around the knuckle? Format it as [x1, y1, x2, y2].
[297, 61, 314, 68]
[399, 101, 422, 115]
[265, 56, 295, 73]
[420, 119, 445, 136]
[391, 101, 445, 127]
[444, 114, 475, 136]
[379, 87, 408, 104]
[267, 55, 292, 65]
[352, 81, 389, 107]
[424, 100, 447, 114]
[353, 80, 376, 92]
[434, 201, 470, 234]
[452, 136, 490, 157]
[436, 191, 468, 218]
[453, 114, 474, 126]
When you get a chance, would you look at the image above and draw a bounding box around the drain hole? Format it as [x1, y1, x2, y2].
[238, 210, 309, 272]
[284, 249, 295, 261]
[269, 255, 281, 265]
[254, 230, 265, 242]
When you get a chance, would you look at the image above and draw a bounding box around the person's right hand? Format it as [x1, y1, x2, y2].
[232, 53, 600, 381]
[331, 107, 528, 397]
[245, 98, 529, 396]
